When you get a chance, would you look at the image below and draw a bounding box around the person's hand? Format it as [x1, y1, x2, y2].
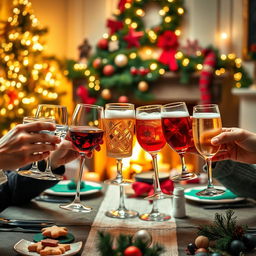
[211, 128, 256, 164]
[50, 140, 80, 169]
[0, 122, 61, 170]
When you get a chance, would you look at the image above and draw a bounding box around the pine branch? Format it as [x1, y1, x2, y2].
[96, 231, 115, 256]
[116, 233, 133, 252]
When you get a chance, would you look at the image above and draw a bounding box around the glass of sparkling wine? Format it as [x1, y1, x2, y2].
[35, 104, 68, 180]
[60, 104, 104, 212]
[18, 116, 56, 179]
[104, 103, 138, 219]
[136, 105, 171, 221]
[192, 104, 224, 196]
[161, 102, 197, 181]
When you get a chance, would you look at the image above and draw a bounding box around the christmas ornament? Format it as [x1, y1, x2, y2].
[118, 95, 128, 103]
[195, 248, 208, 253]
[195, 236, 209, 249]
[97, 38, 108, 50]
[229, 240, 245, 256]
[180, 39, 202, 56]
[101, 89, 111, 100]
[107, 19, 123, 34]
[114, 54, 128, 67]
[76, 86, 96, 105]
[157, 30, 179, 71]
[124, 28, 143, 48]
[103, 64, 115, 76]
[242, 234, 256, 252]
[108, 40, 119, 52]
[194, 252, 208, 256]
[130, 67, 138, 75]
[138, 67, 149, 76]
[186, 242, 197, 255]
[138, 81, 149, 92]
[133, 230, 152, 247]
[92, 58, 102, 69]
[78, 38, 91, 62]
[124, 246, 142, 256]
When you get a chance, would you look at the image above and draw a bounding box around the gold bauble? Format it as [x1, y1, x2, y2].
[101, 89, 111, 100]
[138, 81, 149, 92]
[114, 54, 128, 67]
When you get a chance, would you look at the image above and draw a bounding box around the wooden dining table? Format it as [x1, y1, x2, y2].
[1, 184, 256, 256]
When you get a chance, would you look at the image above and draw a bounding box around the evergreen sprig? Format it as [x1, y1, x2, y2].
[96, 231, 165, 256]
[198, 210, 246, 251]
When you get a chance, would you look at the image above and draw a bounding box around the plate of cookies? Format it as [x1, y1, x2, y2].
[14, 225, 82, 256]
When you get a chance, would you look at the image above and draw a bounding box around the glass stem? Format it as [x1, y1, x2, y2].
[150, 175, 159, 215]
[151, 153, 161, 194]
[31, 161, 40, 172]
[116, 158, 126, 211]
[116, 158, 123, 183]
[73, 154, 85, 204]
[206, 157, 214, 190]
[179, 153, 187, 174]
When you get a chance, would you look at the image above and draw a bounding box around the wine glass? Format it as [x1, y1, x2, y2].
[34, 104, 68, 180]
[192, 104, 225, 196]
[60, 103, 104, 212]
[136, 105, 171, 221]
[104, 103, 138, 219]
[161, 102, 197, 181]
[18, 116, 57, 180]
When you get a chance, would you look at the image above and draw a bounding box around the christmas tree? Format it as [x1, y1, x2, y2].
[67, 0, 252, 106]
[0, 0, 64, 136]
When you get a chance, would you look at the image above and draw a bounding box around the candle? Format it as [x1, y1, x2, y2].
[219, 32, 230, 55]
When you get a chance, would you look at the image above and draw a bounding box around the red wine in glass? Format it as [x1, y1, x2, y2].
[162, 115, 192, 153]
[68, 126, 104, 154]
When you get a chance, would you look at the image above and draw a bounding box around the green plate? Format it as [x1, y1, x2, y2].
[33, 232, 75, 244]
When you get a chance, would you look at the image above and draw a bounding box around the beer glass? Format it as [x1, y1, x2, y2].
[136, 105, 171, 221]
[161, 102, 197, 181]
[60, 104, 104, 212]
[192, 104, 224, 196]
[104, 103, 138, 219]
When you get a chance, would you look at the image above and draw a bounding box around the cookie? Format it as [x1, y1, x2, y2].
[41, 225, 68, 239]
[41, 239, 59, 247]
[39, 246, 65, 255]
[28, 242, 44, 253]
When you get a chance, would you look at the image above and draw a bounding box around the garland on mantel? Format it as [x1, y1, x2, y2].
[66, 0, 252, 106]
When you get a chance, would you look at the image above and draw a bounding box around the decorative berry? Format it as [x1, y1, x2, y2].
[242, 233, 256, 252]
[187, 242, 197, 254]
[195, 236, 209, 249]
[124, 246, 142, 256]
[130, 67, 138, 75]
[229, 240, 245, 256]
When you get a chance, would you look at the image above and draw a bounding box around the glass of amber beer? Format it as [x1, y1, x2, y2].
[136, 105, 171, 221]
[161, 102, 197, 181]
[104, 103, 138, 219]
[192, 104, 225, 196]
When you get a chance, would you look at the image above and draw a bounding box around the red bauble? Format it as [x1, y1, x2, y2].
[103, 64, 115, 76]
[92, 58, 102, 69]
[130, 67, 138, 75]
[124, 246, 142, 256]
[118, 95, 128, 103]
[97, 38, 108, 50]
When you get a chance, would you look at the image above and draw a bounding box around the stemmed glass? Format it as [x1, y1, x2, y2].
[60, 104, 104, 212]
[161, 102, 197, 181]
[35, 104, 68, 180]
[192, 104, 225, 196]
[18, 116, 56, 179]
[104, 103, 138, 219]
[136, 105, 171, 221]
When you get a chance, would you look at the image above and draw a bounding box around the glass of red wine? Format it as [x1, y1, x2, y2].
[60, 104, 104, 212]
[161, 102, 197, 181]
[136, 105, 171, 221]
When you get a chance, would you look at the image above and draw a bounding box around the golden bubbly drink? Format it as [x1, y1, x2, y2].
[104, 110, 135, 158]
[192, 113, 222, 158]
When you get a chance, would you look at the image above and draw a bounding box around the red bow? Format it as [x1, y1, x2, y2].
[118, 0, 132, 13]
[132, 179, 174, 199]
[107, 19, 123, 35]
[157, 31, 179, 71]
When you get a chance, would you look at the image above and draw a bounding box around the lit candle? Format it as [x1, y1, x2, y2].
[219, 32, 230, 55]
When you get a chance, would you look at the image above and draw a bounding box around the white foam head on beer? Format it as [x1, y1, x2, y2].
[193, 112, 221, 119]
[105, 109, 135, 118]
[161, 111, 189, 118]
[136, 112, 161, 120]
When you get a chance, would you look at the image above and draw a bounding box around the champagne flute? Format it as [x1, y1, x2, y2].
[192, 104, 225, 196]
[60, 104, 104, 212]
[161, 102, 197, 181]
[18, 116, 56, 179]
[136, 105, 171, 221]
[104, 103, 138, 219]
[35, 104, 68, 180]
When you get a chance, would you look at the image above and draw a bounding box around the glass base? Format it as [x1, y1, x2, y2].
[171, 172, 197, 182]
[59, 202, 92, 213]
[139, 212, 171, 222]
[104, 178, 133, 186]
[105, 208, 138, 219]
[145, 192, 172, 201]
[18, 170, 63, 181]
[196, 187, 225, 197]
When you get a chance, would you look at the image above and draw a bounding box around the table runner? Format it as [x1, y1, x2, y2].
[83, 185, 178, 255]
